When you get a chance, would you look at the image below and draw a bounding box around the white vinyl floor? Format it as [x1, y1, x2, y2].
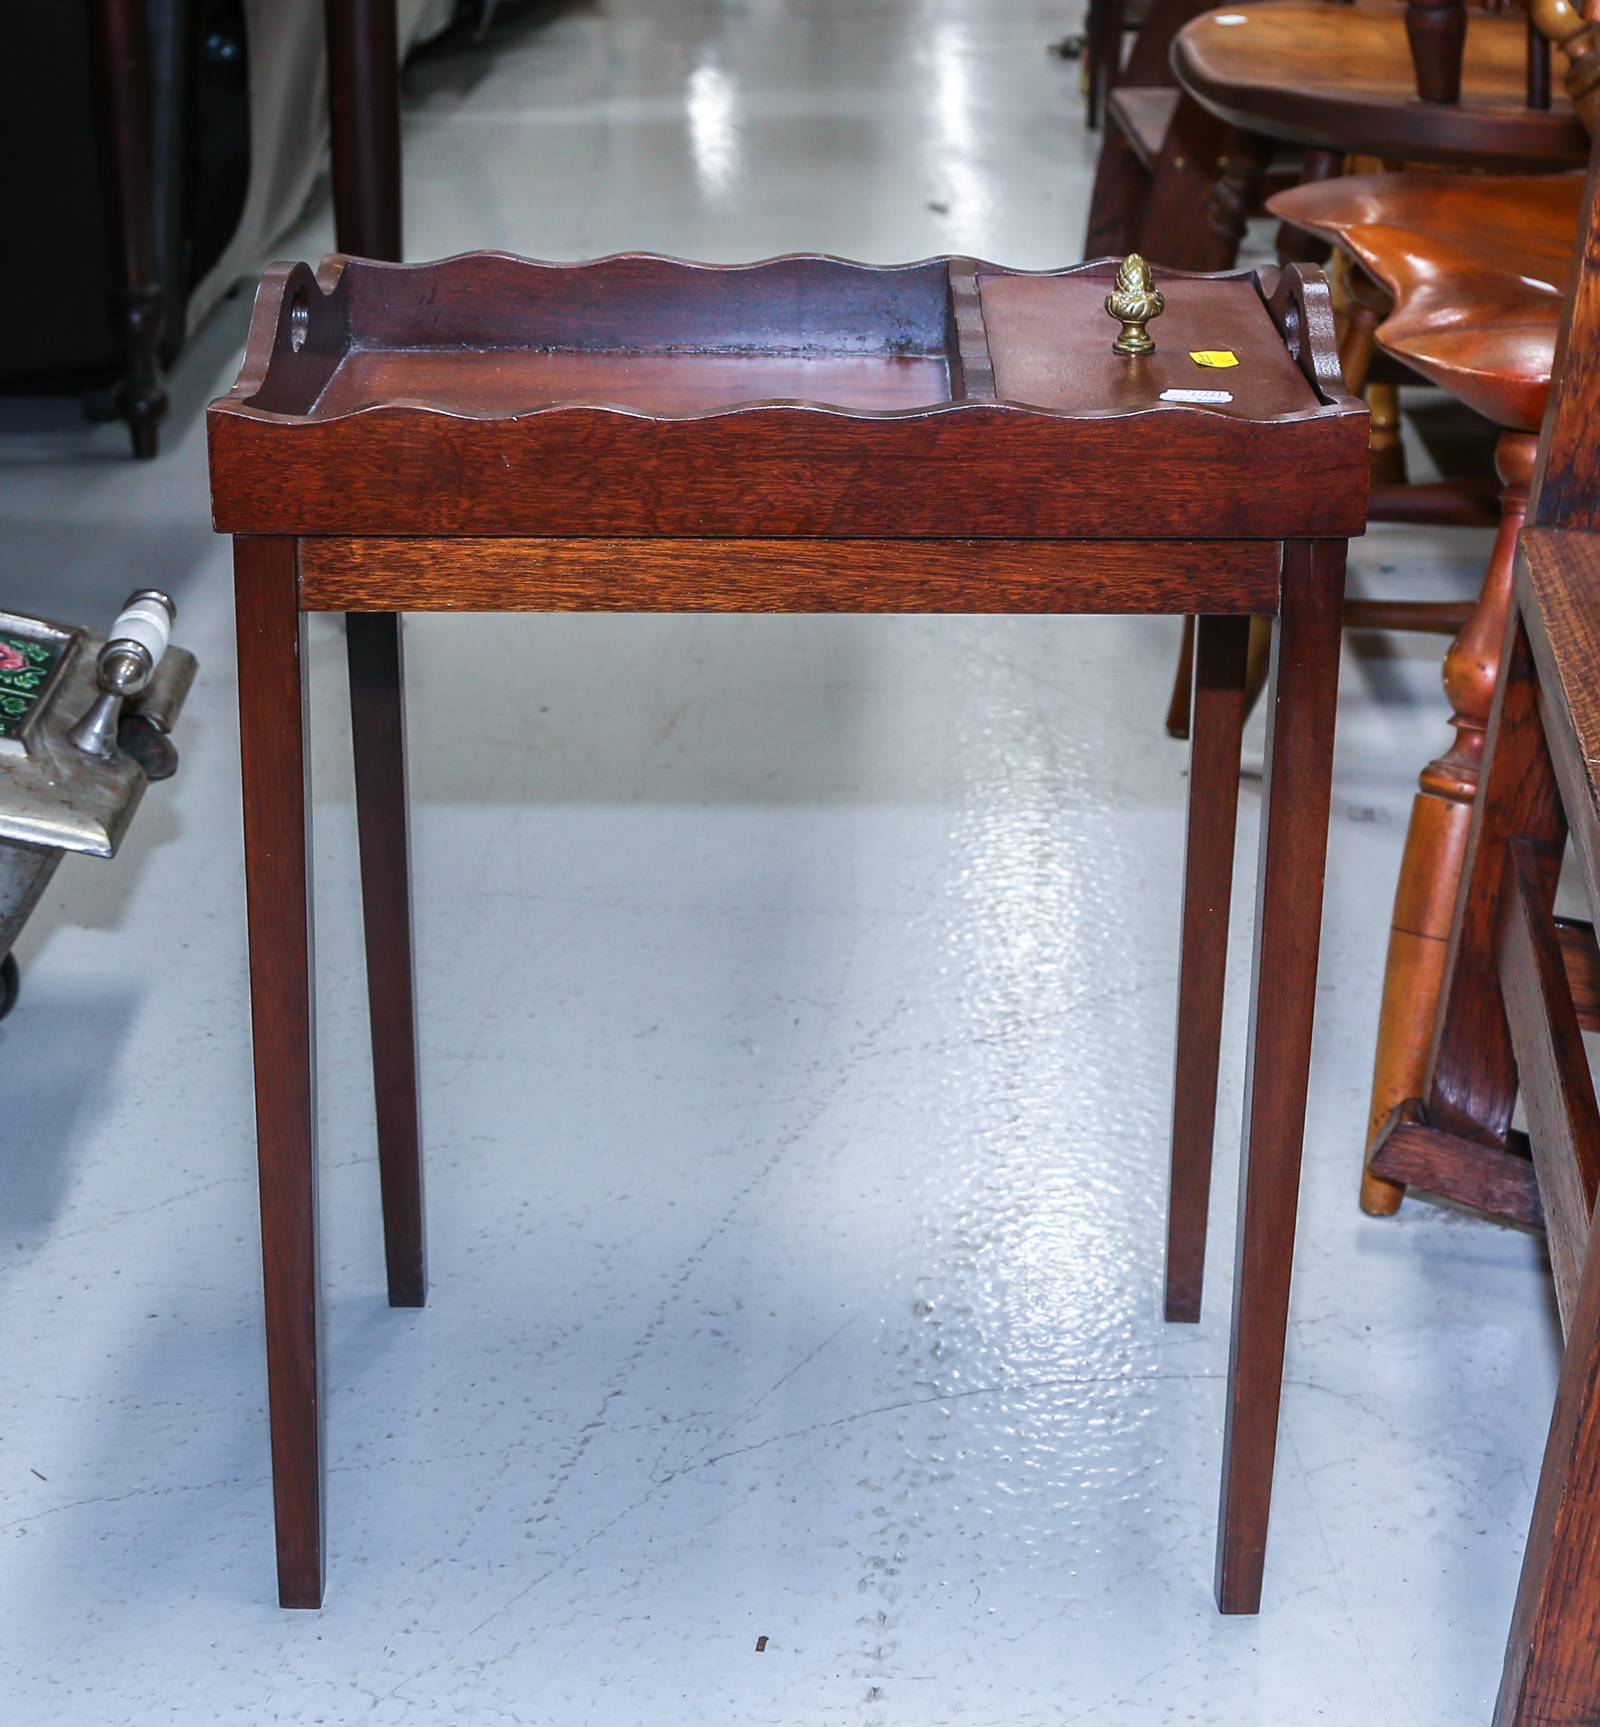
[0, 3, 1565, 1723]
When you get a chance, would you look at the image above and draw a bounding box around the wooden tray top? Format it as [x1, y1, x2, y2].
[209, 252, 1366, 540]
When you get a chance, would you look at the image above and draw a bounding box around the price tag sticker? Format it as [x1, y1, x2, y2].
[1190, 350, 1239, 368]
[1160, 387, 1233, 405]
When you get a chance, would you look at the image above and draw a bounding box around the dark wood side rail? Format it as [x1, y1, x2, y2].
[296, 537, 1285, 615]
[1499, 839, 1600, 1330]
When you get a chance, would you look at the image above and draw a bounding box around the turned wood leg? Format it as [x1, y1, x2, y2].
[1335, 256, 1390, 399]
[1361, 430, 1536, 1213]
[1367, 382, 1407, 489]
[1419, 616, 1565, 1147]
[86, 0, 167, 459]
[347, 613, 425, 1307]
[1274, 148, 1342, 266]
[1216, 540, 1345, 1614]
[1167, 616, 1252, 1323]
[1190, 128, 1275, 274]
[235, 538, 323, 1609]
[1406, 0, 1469, 103]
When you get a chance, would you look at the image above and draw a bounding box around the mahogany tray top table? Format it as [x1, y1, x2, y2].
[207, 249, 1367, 1611]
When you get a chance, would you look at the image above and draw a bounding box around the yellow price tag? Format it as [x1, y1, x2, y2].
[1190, 350, 1239, 368]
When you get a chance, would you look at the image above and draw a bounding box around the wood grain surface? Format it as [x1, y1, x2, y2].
[979, 272, 1319, 420]
[1166, 615, 1251, 1325]
[1175, 2, 1588, 167]
[1499, 839, 1600, 1331]
[310, 350, 956, 419]
[1367, 1100, 1545, 1228]
[1496, 1181, 1600, 1723]
[1268, 169, 1582, 430]
[296, 535, 1286, 614]
[1520, 530, 1600, 929]
[1215, 537, 1345, 1615]
[346, 613, 426, 1310]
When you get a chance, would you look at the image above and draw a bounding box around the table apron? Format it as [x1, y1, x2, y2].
[292, 536, 1285, 614]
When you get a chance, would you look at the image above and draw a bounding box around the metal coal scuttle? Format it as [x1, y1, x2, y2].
[0, 591, 196, 1017]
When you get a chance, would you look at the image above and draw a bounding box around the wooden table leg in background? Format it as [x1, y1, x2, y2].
[347, 612, 426, 1307]
[235, 537, 324, 1610]
[324, 0, 403, 263]
[1215, 538, 1345, 1613]
[1166, 613, 1252, 1322]
[86, 0, 167, 459]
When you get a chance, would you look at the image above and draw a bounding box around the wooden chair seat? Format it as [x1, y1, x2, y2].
[1107, 85, 1183, 167]
[1175, 1, 1589, 167]
[1269, 169, 1584, 428]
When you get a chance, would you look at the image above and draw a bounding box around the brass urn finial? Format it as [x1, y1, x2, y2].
[1106, 254, 1164, 355]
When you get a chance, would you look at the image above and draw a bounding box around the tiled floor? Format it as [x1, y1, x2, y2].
[0, 3, 1563, 1722]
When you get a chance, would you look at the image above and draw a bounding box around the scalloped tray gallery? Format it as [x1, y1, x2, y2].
[208, 252, 1367, 540]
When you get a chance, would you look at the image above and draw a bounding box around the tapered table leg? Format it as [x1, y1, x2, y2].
[235, 537, 323, 1609]
[347, 612, 425, 1307]
[1216, 539, 1346, 1614]
[1167, 614, 1252, 1323]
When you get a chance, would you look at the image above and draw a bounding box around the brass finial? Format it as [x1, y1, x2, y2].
[1106, 254, 1164, 355]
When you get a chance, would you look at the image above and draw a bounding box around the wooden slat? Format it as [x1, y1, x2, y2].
[1342, 598, 1471, 635]
[1107, 86, 1181, 170]
[1499, 840, 1600, 1334]
[297, 536, 1284, 615]
[946, 262, 996, 401]
[1368, 1100, 1546, 1230]
[1520, 529, 1600, 933]
[1556, 917, 1600, 1032]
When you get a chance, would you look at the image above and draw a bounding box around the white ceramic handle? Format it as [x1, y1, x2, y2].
[107, 593, 173, 665]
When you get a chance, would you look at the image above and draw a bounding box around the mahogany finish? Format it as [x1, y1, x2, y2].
[1166, 615, 1253, 1324]
[234, 535, 323, 1610]
[211, 248, 1366, 1612]
[1269, 171, 1582, 431]
[212, 256, 1365, 542]
[346, 610, 425, 1309]
[1216, 538, 1346, 1613]
[298, 536, 1284, 614]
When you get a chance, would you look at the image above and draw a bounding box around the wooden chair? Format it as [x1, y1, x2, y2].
[1125, 1, 1587, 740]
[1357, 135, 1600, 1725]
[1088, 1, 1589, 272]
[1268, 11, 1597, 1212]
